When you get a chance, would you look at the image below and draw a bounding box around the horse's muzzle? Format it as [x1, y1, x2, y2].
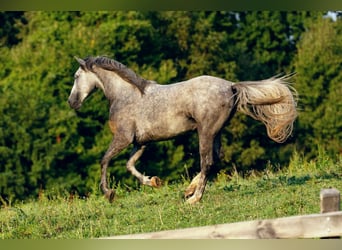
[68, 98, 81, 110]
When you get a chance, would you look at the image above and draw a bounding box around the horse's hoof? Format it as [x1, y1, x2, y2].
[184, 186, 196, 199]
[150, 176, 162, 187]
[104, 189, 116, 203]
[185, 195, 200, 205]
[184, 173, 201, 198]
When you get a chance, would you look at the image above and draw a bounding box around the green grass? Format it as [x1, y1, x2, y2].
[1, 152, 341, 239]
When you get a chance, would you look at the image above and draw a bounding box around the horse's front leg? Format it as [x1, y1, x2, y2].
[126, 144, 162, 187]
[100, 137, 131, 202]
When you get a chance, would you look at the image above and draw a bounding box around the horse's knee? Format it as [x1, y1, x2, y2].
[101, 152, 113, 168]
[100, 157, 107, 167]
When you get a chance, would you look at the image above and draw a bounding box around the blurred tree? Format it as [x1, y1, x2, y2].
[293, 17, 342, 157]
[233, 11, 320, 80]
[0, 12, 26, 47]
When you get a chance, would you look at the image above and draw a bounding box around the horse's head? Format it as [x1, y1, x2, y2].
[68, 57, 103, 110]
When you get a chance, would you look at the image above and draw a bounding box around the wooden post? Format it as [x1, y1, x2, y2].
[320, 188, 340, 213]
[320, 188, 341, 239]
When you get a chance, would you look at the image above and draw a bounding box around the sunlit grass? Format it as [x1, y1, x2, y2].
[1, 152, 341, 239]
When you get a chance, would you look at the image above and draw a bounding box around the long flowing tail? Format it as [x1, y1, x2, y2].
[232, 74, 298, 143]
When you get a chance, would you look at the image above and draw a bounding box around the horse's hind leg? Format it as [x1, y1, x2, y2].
[186, 131, 215, 204]
[127, 145, 162, 187]
[184, 133, 221, 199]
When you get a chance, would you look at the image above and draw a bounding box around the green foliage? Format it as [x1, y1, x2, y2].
[0, 12, 25, 47]
[233, 11, 319, 80]
[0, 11, 340, 202]
[293, 17, 342, 157]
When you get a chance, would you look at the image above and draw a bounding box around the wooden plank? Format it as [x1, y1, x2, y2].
[103, 212, 342, 239]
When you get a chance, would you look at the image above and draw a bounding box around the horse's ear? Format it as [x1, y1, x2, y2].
[74, 56, 86, 70]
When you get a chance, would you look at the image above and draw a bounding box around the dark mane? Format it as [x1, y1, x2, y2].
[83, 56, 151, 94]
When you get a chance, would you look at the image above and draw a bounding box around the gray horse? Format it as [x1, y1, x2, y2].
[68, 56, 297, 204]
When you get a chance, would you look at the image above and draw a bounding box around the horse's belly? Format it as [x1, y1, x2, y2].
[136, 116, 196, 143]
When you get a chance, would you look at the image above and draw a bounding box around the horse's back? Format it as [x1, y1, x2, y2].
[148, 75, 234, 100]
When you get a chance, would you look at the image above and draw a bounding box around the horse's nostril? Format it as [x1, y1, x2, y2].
[67, 98, 76, 108]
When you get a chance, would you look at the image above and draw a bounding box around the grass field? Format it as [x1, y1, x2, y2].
[0, 151, 341, 239]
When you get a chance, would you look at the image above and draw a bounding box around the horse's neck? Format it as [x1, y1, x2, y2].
[100, 71, 139, 105]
